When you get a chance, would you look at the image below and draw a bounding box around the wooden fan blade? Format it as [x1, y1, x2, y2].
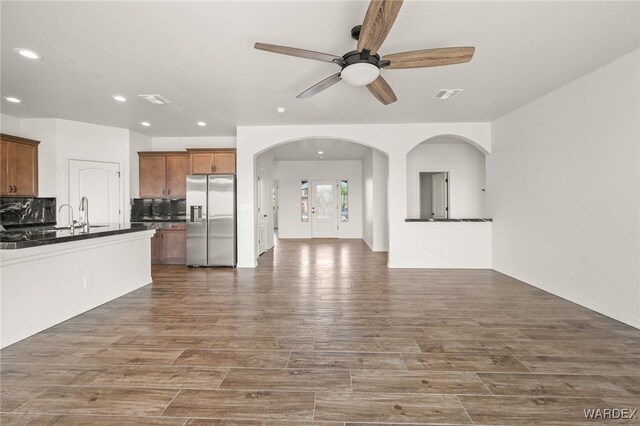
[366, 75, 397, 105]
[255, 43, 342, 64]
[357, 0, 404, 56]
[297, 73, 342, 99]
[382, 47, 475, 69]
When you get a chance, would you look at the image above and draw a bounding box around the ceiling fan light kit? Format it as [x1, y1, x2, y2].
[254, 0, 475, 105]
[341, 62, 379, 87]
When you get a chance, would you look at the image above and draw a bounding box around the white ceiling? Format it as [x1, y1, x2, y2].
[1, 1, 638, 137]
[269, 138, 372, 161]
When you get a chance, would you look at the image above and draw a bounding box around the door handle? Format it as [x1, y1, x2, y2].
[12, 185, 16, 193]
[168, 189, 171, 195]
[8, 185, 12, 193]
[162, 189, 165, 195]
[211, 165, 214, 172]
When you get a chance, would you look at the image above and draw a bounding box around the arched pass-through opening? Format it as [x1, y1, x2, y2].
[406, 135, 488, 220]
[254, 137, 389, 257]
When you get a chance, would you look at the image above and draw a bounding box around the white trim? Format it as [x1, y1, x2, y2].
[495, 267, 640, 329]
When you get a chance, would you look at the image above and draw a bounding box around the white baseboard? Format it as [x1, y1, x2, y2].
[494, 267, 640, 329]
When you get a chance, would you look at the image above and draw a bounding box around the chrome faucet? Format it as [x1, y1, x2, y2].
[78, 196, 89, 232]
[58, 204, 76, 231]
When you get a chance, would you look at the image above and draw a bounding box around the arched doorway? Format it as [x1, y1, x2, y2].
[406, 135, 488, 220]
[254, 137, 389, 256]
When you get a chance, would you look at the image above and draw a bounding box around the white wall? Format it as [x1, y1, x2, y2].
[0, 113, 21, 135]
[19, 118, 59, 198]
[362, 149, 389, 252]
[362, 150, 374, 248]
[488, 49, 640, 328]
[274, 160, 363, 239]
[236, 123, 491, 267]
[129, 131, 152, 198]
[407, 138, 487, 219]
[15, 118, 132, 224]
[151, 136, 236, 151]
[56, 120, 131, 224]
[372, 149, 389, 252]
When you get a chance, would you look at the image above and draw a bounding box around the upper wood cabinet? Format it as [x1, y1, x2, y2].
[189, 150, 236, 174]
[0, 134, 39, 197]
[166, 154, 191, 198]
[139, 152, 190, 198]
[139, 154, 166, 198]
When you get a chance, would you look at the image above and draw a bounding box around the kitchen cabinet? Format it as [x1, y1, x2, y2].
[166, 154, 190, 198]
[0, 134, 39, 197]
[151, 224, 186, 264]
[139, 153, 190, 198]
[151, 231, 162, 263]
[189, 149, 236, 174]
[139, 155, 166, 198]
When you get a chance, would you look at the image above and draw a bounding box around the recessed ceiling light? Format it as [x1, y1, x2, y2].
[113, 95, 127, 102]
[13, 48, 41, 60]
[318, 151, 324, 155]
[276, 107, 286, 113]
[434, 89, 463, 100]
[140, 121, 151, 127]
[4, 97, 21, 103]
[197, 121, 206, 127]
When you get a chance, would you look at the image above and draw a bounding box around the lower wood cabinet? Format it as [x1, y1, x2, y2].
[151, 224, 186, 264]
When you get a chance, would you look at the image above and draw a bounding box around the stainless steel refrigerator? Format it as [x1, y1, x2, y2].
[186, 174, 236, 267]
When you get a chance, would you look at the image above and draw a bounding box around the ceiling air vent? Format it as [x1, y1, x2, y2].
[434, 89, 463, 100]
[138, 94, 172, 105]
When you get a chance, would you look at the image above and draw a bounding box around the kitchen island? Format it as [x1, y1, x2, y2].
[0, 224, 155, 348]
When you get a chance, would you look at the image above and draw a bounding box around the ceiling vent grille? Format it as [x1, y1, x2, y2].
[434, 89, 463, 100]
[138, 94, 172, 105]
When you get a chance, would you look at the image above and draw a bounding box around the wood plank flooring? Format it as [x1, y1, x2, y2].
[1, 238, 639, 425]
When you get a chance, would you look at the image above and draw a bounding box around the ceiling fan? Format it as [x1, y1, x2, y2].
[254, 0, 475, 105]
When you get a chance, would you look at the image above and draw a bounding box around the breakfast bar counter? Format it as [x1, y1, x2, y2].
[0, 223, 153, 249]
[1, 225, 156, 348]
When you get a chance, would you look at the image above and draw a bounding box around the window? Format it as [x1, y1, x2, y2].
[301, 180, 309, 221]
[340, 180, 348, 222]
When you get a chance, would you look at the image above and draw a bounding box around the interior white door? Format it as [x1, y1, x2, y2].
[68, 159, 121, 225]
[311, 180, 338, 238]
[432, 172, 448, 219]
[257, 168, 267, 254]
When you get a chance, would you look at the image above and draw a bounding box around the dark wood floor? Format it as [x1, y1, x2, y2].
[1, 238, 639, 425]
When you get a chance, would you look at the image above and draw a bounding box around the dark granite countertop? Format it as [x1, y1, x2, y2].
[405, 218, 493, 222]
[131, 221, 186, 230]
[132, 218, 186, 223]
[0, 223, 154, 250]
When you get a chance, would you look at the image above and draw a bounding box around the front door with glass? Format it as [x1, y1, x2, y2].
[311, 180, 338, 238]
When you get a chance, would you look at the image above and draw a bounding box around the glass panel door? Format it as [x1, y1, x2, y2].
[311, 180, 338, 238]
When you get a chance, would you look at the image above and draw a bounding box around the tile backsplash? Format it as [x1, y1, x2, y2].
[0, 197, 56, 227]
[130, 198, 186, 222]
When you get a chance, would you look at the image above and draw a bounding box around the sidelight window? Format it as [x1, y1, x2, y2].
[301, 180, 309, 221]
[340, 180, 348, 222]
